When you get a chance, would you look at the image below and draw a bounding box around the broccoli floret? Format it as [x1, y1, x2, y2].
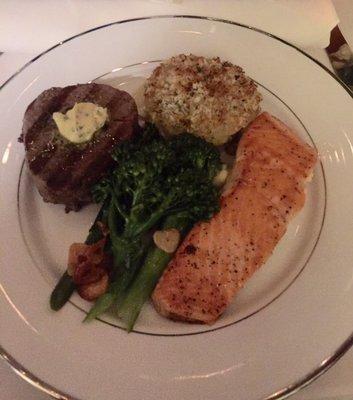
[162, 168, 220, 221]
[94, 127, 221, 239]
[170, 133, 222, 180]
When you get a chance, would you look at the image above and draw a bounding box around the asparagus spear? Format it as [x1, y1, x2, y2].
[49, 202, 109, 311]
[82, 252, 144, 322]
[49, 271, 76, 311]
[118, 213, 191, 332]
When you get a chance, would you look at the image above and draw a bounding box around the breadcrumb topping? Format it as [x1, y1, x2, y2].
[144, 54, 262, 145]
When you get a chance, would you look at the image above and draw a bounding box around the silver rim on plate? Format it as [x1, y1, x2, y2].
[1, 15, 352, 400]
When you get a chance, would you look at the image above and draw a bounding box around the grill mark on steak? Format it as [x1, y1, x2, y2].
[21, 83, 139, 211]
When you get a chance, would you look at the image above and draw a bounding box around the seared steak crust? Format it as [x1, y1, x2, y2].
[20, 83, 138, 211]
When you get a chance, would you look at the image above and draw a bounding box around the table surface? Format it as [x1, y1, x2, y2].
[1, 45, 353, 400]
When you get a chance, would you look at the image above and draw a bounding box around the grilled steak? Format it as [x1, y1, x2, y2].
[152, 112, 317, 323]
[20, 83, 139, 211]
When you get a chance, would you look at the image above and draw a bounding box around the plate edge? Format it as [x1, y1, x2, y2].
[0, 15, 352, 99]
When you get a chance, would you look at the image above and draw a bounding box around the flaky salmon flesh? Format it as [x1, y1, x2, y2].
[152, 112, 318, 324]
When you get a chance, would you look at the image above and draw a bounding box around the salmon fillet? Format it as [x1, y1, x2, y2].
[152, 112, 318, 324]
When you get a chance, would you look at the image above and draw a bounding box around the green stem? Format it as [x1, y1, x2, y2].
[124, 210, 164, 238]
[118, 213, 191, 332]
[84, 245, 147, 322]
[85, 199, 151, 322]
[49, 272, 76, 311]
[111, 192, 128, 223]
[50, 201, 109, 311]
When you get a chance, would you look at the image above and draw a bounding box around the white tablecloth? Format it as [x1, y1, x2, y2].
[1, 1, 353, 399]
[0, 0, 339, 52]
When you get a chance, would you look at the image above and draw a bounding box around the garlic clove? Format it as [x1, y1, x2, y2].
[153, 228, 181, 253]
[213, 164, 229, 187]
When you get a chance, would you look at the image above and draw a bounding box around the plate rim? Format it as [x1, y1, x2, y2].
[1, 14, 352, 400]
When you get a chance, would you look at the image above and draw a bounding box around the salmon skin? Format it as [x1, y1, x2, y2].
[152, 112, 318, 324]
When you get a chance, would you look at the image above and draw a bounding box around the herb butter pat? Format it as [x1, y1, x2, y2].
[53, 102, 108, 143]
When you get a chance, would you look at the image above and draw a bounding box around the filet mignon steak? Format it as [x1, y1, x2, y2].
[20, 83, 139, 211]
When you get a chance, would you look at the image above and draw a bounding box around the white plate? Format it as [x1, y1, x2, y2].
[1, 16, 353, 400]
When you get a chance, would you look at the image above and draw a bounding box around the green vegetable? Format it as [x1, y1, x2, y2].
[170, 133, 222, 180]
[92, 124, 221, 235]
[49, 271, 76, 311]
[49, 201, 109, 311]
[85, 201, 110, 245]
[118, 212, 191, 332]
[83, 203, 150, 322]
[85, 125, 221, 324]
